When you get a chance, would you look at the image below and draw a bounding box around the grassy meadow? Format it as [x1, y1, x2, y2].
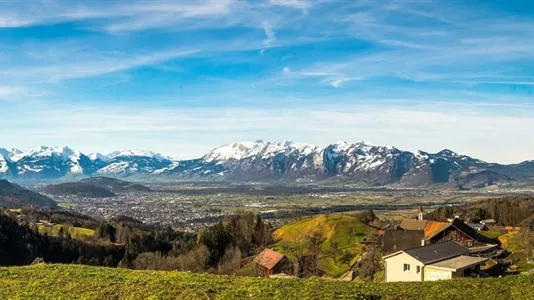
[38, 224, 95, 239]
[0, 264, 533, 299]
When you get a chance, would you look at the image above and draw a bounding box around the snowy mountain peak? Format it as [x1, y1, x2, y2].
[8, 145, 79, 162]
[88, 153, 109, 162]
[108, 150, 170, 161]
[437, 149, 458, 157]
[0, 141, 527, 186]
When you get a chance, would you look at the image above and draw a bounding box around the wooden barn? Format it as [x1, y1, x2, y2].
[427, 219, 496, 247]
[254, 249, 291, 277]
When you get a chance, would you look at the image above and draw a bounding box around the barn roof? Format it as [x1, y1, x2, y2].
[254, 248, 285, 270]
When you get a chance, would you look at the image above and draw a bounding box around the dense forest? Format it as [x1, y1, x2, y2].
[0, 207, 272, 275]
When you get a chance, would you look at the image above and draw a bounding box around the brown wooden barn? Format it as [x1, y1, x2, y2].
[427, 219, 497, 247]
[254, 249, 291, 276]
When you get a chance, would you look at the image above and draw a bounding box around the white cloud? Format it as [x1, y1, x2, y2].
[283, 67, 290, 73]
[3, 50, 198, 82]
[262, 22, 276, 47]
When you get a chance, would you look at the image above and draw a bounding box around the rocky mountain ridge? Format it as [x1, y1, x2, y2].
[0, 142, 532, 187]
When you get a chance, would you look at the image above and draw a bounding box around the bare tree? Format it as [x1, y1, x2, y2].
[307, 231, 326, 276]
[357, 231, 381, 281]
[282, 233, 307, 278]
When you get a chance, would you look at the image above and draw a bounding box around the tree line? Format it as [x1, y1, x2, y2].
[0, 208, 273, 275]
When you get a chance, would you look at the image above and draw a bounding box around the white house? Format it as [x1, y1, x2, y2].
[383, 240, 488, 282]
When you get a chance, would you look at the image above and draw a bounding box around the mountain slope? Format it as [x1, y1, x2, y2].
[0, 180, 57, 208]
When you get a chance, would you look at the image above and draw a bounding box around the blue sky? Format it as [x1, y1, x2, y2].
[1, 0, 534, 163]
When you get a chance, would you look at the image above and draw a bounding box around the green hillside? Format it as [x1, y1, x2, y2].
[0, 264, 532, 299]
[38, 224, 95, 239]
[272, 214, 375, 277]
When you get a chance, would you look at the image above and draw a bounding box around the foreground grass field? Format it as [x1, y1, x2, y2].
[272, 214, 374, 277]
[0, 264, 533, 299]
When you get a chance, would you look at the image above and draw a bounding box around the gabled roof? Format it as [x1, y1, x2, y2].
[398, 219, 449, 239]
[427, 219, 495, 244]
[403, 240, 469, 264]
[399, 219, 428, 231]
[254, 248, 285, 270]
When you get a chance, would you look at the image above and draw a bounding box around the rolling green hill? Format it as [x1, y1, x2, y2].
[272, 214, 376, 277]
[43, 182, 116, 198]
[80, 176, 151, 193]
[0, 264, 532, 299]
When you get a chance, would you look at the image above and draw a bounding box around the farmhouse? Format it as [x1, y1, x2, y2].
[383, 241, 488, 282]
[254, 248, 291, 277]
[427, 219, 496, 247]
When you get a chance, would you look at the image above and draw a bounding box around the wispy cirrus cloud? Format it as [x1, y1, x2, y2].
[1, 0, 534, 163]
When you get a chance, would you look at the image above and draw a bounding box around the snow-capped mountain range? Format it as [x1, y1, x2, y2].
[1, 141, 533, 187]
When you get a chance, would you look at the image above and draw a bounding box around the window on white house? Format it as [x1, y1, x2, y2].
[417, 266, 421, 273]
[403, 263, 410, 272]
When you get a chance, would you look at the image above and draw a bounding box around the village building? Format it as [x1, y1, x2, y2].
[254, 248, 291, 277]
[427, 218, 496, 248]
[383, 240, 488, 282]
[468, 223, 488, 231]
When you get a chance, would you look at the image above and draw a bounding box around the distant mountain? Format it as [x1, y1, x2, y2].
[0, 141, 532, 188]
[80, 177, 151, 193]
[0, 146, 173, 180]
[0, 179, 57, 208]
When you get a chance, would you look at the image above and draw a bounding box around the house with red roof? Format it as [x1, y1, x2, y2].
[254, 248, 291, 277]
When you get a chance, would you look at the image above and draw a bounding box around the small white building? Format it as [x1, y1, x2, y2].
[383, 240, 487, 282]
